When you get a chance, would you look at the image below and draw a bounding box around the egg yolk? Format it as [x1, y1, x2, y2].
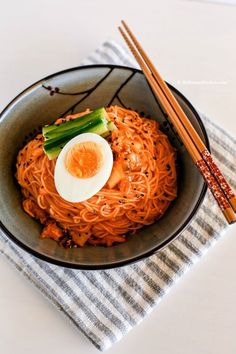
[65, 141, 103, 179]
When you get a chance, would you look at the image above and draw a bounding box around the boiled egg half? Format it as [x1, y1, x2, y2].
[54, 133, 113, 202]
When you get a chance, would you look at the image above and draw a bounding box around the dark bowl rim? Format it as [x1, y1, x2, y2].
[0, 63, 210, 270]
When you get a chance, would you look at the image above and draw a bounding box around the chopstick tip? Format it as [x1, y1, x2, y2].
[223, 207, 236, 224]
[121, 19, 128, 28]
[118, 26, 125, 35]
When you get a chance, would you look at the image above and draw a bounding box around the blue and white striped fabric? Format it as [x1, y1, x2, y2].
[0, 40, 235, 351]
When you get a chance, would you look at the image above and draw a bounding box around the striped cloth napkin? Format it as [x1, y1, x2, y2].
[0, 40, 236, 351]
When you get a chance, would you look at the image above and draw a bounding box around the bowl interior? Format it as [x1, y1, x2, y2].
[0, 65, 208, 268]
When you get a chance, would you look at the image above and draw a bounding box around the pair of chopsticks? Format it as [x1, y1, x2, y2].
[119, 20, 236, 224]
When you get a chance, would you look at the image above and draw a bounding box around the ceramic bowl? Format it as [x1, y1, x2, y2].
[0, 65, 209, 269]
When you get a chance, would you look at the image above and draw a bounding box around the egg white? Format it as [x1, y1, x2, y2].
[54, 133, 113, 203]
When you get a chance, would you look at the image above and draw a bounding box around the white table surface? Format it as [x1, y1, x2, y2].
[1, 0, 236, 353]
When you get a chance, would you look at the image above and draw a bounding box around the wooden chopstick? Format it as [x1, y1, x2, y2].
[118, 22, 236, 224]
[121, 20, 236, 214]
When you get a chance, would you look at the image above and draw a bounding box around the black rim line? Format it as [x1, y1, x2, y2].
[0, 64, 209, 270]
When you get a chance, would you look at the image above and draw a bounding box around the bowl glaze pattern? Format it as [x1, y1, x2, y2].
[0, 65, 209, 269]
